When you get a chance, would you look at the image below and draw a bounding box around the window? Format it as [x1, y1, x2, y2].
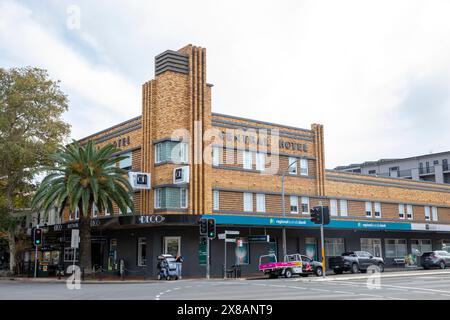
[368, 170, 376, 175]
[301, 197, 309, 214]
[432, 207, 438, 221]
[119, 152, 132, 170]
[424, 206, 431, 221]
[180, 188, 188, 208]
[92, 204, 99, 218]
[212, 147, 220, 166]
[164, 237, 181, 257]
[288, 157, 297, 174]
[154, 188, 162, 209]
[243, 193, 253, 212]
[64, 247, 79, 262]
[69, 210, 74, 221]
[374, 202, 381, 218]
[213, 190, 220, 211]
[411, 239, 432, 256]
[155, 141, 188, 164]
[179, 142, 188, 163]
[155, 143, 163, 164]
[398, 204, 405, 219]
[339, 200, 348, 217]
[243, 151, 253, 170]
[256, 194, 266, 212]
[406, 205, 413, 220]
[74, 207, 79, 220]
[325, 238, 345, 257]
[290, 196, 298, 214]
[137, 237, 147, 266]
[330, 199, 338, 216]
[433, 160, 439, 165]
[256, 153, 265, 171]
[300, 159, 308, 176]
[360, 238, 382, 257]
[365, 202, 372, 217]
[385, 239, 407, 258]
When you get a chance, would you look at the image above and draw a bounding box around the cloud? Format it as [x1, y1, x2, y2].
[0, 0, 141, 139]
[1, 0, 450, 167]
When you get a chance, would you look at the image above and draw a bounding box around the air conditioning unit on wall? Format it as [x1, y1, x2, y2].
[173, 166, 190, 184]
[128, 172, 151, 190]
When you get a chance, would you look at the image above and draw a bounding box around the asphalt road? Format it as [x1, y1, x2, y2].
[1, 270, 450, 300]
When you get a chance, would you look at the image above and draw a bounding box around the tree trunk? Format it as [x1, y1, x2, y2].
[79, 207, 92, 277]
[8, 233, 16, 275]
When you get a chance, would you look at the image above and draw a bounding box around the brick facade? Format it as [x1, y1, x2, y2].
[70, 44, 450, 229]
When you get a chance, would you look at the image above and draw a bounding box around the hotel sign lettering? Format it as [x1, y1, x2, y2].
[219, 130, 308, 152]
[113, 136, 131, 148]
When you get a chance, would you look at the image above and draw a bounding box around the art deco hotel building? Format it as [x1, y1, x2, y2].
[42, 44, 450, 277]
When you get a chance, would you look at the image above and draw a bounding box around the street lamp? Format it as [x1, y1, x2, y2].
[281, 158, 299, 259]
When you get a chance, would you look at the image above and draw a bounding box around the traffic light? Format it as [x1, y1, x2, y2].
[207, 218, 216, 239]
[200, 235, 208, 246]
[322, 206, 330, 225]
[310, 207, 322, 224]
[199, 218, 208, 235]
[310, 206, 331, 225]
[33, 228, 43, 246]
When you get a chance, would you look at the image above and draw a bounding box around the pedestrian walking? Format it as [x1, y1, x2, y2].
[175, 255, 184, 279]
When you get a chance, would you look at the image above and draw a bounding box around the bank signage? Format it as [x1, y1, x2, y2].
[201, 214, 414, 232]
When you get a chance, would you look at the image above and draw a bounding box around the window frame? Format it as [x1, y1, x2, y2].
[288, 157, 298, 175]
[256, 193, 266, 213]
[301, 196, 309, 215]
[213, 190, 220, 211]
[243, 151, 253, 170]
[339, 199, 348, 217]
[299, 158, 308, 176]
[243, 192, 253, 212]
[290, 195, 299, 214]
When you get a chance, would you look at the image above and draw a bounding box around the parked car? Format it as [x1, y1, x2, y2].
[420, 251, 450, 269]
[258, 253, 323, 278]
[328, 251, 385, 274]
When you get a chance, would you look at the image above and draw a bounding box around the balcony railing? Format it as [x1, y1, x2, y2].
[419, 166, 435, 175]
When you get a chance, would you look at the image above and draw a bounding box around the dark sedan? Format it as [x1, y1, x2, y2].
[421, 251, 450, 269]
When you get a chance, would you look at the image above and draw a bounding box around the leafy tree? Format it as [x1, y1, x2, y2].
[0, 67, 70, 274]
[32, 140, 134, 275]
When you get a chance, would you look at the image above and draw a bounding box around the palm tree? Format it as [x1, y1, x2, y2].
[31, 140, 134, 275]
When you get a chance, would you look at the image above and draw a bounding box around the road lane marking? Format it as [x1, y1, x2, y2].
[413, 291, 435, 295]
[333, 290, 354, 295]
[343, 281, 450, 294]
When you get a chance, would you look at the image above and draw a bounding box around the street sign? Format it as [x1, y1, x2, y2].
[218, 233, 226, 240]
[225, 238, 236, 243]
[71, 229, 79, 249]
[248, 235, 270, 243]
[225, 230, 240, 235]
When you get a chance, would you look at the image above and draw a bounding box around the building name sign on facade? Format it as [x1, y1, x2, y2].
[137, 215, 166, 224]
[202, 214, 423, 232]
[219, 130, 308, 153]
[112, 136, 131, 148]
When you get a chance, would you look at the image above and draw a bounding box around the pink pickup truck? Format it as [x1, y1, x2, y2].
[259, 253, 323, 278]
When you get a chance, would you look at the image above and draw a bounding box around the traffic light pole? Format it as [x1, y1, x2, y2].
[320, 206, 326, 278]
[34, 244, 38, 278]
[206, 237, 210, 280]
[33, 225, 39, 278]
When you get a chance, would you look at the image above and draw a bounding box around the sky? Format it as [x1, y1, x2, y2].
[1, 0, 450, 168]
